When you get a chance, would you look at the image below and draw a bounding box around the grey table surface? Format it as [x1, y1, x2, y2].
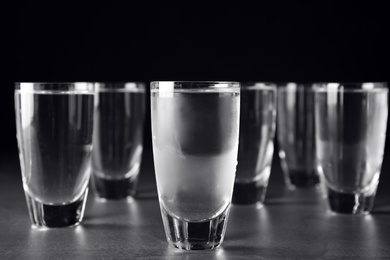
[1, 150, 390, 260]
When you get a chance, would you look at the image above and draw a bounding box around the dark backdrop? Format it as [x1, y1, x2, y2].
[3, 3, 389, 156]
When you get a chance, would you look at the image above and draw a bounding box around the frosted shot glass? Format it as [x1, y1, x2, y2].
[151, 81, 240, 250]
[232, 83, 277, 205]
[277, 83, 320, 189]
[91, 83, 145, 200]
[314, 83, 388, 214]
[15, 82, 95, 228]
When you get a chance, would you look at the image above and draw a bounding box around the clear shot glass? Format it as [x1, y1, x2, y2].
[277, 83, 320, 189]
[314, 83, 388, 214]
[15, 82, 95, 228]
[151, 81, 240, 250]
[91, 82, 145, 200]
[232, 83, 277, 205]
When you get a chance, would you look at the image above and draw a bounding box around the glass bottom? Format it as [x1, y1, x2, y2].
[160, 204, 230, 250]
[327, 188, 377, 215]
[232, 181, 267, 205]
[92, 173, 139, 200]
[25, 188, 88, 228]
[284, 169, 320, 189]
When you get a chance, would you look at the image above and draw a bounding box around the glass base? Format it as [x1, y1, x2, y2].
[25, 188, 88, 228]
[92, 173, 139, 200]
[327, 188, 376, 215]
[284, 169, 320, 189]
[232, 181, 267, 205]
[160, 204, 230, 250]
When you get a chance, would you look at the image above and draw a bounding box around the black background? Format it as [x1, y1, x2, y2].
[4, 3, 389, 156]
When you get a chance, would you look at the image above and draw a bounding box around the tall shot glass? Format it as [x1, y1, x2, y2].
[232, 83, 277, 205]
[151, 81, 240, 250]
[314, 83, 388, 214]
[15, 82, 95, 228]
[277, 83, 320, 189]
[91, 83, 145, 200]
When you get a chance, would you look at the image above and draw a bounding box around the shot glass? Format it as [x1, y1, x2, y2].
[314, 83, 388, 214]
[15, 82, 95, 228]
[151, 81, 240, 250]
[91, 82, 145, 200]
[232, 83, 277, 205]
[277, 83, 320, 189]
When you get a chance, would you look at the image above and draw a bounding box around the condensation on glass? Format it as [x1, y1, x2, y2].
[151, 81, 240, 250]
[233, 82, 277, 205]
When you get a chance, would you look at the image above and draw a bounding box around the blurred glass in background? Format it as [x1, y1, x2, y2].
[277, 83, 320, 189]
[233, 83, 277, 205]
[15, 82, 95, 228]
[314, 82, 388, 214]
[151, 81, 240, 250]
[92, 82, 146, 200]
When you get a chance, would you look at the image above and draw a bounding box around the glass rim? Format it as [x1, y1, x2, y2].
[313, 82, 388, 93]
[278, 84, 316, 91]
[95, 82, 146, 92]
[278, 82, 388, 93]
[15, 82, 95, 93]
[15, 82, 94, 84]
[313, 88, 389, 93]
[150, 81, 239, 84]
[150, 81, 240, 92]
[278, 81, 388, 84]
[241, 82, 277, 91]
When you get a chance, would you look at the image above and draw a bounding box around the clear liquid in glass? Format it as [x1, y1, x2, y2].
[277, 86, 319, 188]
[91, 89, 145, 199]
[15, 91, 94, 205]
[315, 89, 388, 214]
[316, 91, 388, 194]
[233, 86, 276, 204]
[151, 89, 239, 222]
